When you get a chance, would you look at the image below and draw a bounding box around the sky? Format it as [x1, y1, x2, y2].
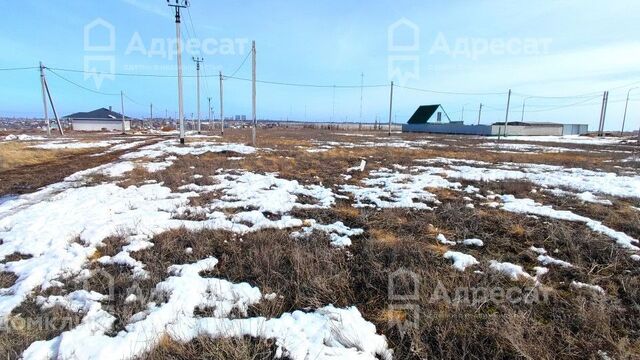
[0, 0, 639, 131]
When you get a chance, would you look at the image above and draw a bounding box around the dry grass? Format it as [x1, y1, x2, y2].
[144, 336, 278, 360]
[3, 129, 640, 359]
[0, 142, 87, 171]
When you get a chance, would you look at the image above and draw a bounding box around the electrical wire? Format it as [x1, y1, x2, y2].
[222, 74, 387, 88]
[396, 84, 506, 96]
[0, 66, 38, 71]
[227, 50, 252, 78]
[46, 68, 120, 96]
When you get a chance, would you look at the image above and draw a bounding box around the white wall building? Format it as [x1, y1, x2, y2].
[65, 107, 132, 132]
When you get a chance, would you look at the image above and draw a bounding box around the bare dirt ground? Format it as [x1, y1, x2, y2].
[1, 128, 639, 359]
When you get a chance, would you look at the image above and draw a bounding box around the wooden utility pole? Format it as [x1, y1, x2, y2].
[150, 103, 153, 129]
[598, 91, 609, 137]
[477, 103, 483, 125]
[219, 71, 225, 136]
[39, 62, 50, 137]
[388, 81, 394, 136]
[120, 91, 126, 134]
[504, 89, 512, 137]
[251, 40, 257, 146]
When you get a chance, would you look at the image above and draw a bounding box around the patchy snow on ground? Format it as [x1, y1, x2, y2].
[347, 160, 367, 172]
[30, 139, 125, 150]
[461, 238, 484, 247]
[92, 140, 150, 156]
[340, 167, 461, 209]
[571, 281, 605, 295]
[3, 134, 48, 141]
[22, 257, 391, 360]
[489, 260, 535, 281]
[437, 234, 457, 245]
[418, 157, 640, 199]
[480, 142, 581, 153]
[180, 170, 335, 214]
[121, 139, 255, 160]
[291, 220, 364, 247]
[443, 251, 479, 271]
[544, 188, 613, 205]
[500, 195, 640, 251]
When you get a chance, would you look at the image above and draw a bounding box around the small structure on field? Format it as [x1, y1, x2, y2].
[402, 105, 587, 136]
[64, 107, 132, 131]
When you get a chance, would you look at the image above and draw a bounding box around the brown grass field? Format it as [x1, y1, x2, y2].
[1, 128, 639, 359]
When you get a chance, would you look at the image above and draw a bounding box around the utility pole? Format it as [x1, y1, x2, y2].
[461, 105, 465, 122]
[42, 75, 63, 135]
[388, 81, 394, 136]
[621, 87, 637, 135]
[150, 103, 153, 129]
[251, 40, 257, 146]
[193, 56, 204, 134]
[208, 97, 212, 131]
[359, 72, 364, 123]
[598, 91, 609, 137]
[120, 91, 126, 134]
[219, 71, 224, 136]
[477, 103, 483, 125]
[39, 62, 50, 137]
[504, 89, 512, 137]
[167, 0, 189, 144]
[332, 85, 336, 122]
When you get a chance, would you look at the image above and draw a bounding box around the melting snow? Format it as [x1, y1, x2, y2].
[22, 258, 391, 360]
[291, 220, 364, 247]
[443, 251, 479, 271]
[571, 281, 605, 295]
[501, 195, 640, 251]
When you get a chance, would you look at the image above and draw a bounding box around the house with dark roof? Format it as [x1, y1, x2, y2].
[64, 107, 132, 132]
[406, 104, 455, 125]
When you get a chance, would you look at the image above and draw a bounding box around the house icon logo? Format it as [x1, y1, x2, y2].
[84, 18, 116, 52]
[387, 18, 420, 52]
[83, 18, 116, 89]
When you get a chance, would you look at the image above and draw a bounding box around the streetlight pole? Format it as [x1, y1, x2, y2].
[167, 0, 189, 144]
[621, 87, 637, 136]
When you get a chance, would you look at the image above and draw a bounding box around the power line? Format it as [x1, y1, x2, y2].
[526, 95, 602, 113]
[46, 68, 120, 96]
[396, 84, 506, 96]
[227, 50, 252, 78]
[223, 74, 387, 88]
[511, 90, 601, 100]
[0, 66, 38, 71]
[123, 93, 146, 107]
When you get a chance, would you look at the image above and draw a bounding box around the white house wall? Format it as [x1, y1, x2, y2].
[72, 120, 131, 132]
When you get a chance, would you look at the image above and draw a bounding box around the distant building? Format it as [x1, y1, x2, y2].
[402, 104, 587, 136]
[64, 107, 132, 132]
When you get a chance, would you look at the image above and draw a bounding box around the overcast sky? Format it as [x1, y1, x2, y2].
[1, 0, 639, 130]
